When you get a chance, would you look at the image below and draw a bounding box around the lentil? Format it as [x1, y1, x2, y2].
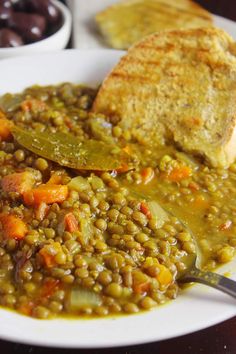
[105, 283, 123, 298]
[0, 82, 235, 320]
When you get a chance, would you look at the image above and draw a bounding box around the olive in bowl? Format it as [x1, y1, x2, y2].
[24, 0, 61, 25]
[0, 0, 71, 57]
[0, 1, 12, 26]
[8, 12, 47, 43]
[0, 28, 23, 47]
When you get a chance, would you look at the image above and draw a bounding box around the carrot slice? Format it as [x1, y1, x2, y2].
[39, 242, 64, 268]
[18, 302, 34, 316]
[188, 181, 200, 191]
[40, 278, 60, 299]
[166, 166, 192, 182]
[156, 265, 173, 286]
[116, 163, 130, 174]
[23, 184, 68, 206]
[133, 281, 150, 294]
[1, 172, 34, 195]
[47, 173, 62, 185]
[141, 167, 155, 184]
[39, 250, 55, 268]
[0, 111, 6, 119]
[192, 194, 209, 209]
[64, 212, 79, 232]
[0, 117, 13, 141]
[140, 202, 151, 219]
[115, 145, 134, 173]
[23, 190, 35, 206]
[0, 214, 27, 240]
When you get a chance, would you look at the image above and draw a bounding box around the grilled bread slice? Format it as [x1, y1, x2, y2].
[95, 0, 212, 49]
[92, 27, 236, 168]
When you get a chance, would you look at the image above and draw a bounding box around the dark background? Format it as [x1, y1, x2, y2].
[1, 0, 236, 353]
[196, 0, 236, 21]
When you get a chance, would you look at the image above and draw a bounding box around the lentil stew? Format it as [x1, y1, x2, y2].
[0, 83, 235, 319]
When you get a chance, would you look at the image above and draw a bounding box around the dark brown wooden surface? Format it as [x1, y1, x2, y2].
[196, 0, 236, 21]
[1, 1, 236, 353]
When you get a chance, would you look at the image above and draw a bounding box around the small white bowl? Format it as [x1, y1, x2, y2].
[0, 0, 72, 59]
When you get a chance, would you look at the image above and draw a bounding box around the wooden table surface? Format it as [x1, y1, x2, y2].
[1, 1, 236, 353]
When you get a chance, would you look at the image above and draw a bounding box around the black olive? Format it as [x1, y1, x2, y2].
[8, 12, 46, 42]
[0, 27, 23, 47]
[0, 0, 12, 26]
[26, 0, 60, 25]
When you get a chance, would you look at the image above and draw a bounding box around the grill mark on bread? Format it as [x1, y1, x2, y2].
[150, 0, 212, 20]
[137, 2, 212, 21]
[135, 43, 176, 53]
[110, 72, 157, 84]
[120, 56, 162, 67]
[118, 57, 195, 78]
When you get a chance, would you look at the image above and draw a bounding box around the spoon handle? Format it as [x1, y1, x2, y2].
[179, 269, 236, 299]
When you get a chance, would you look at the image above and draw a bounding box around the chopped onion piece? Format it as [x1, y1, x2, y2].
[68, 288, 102, 311]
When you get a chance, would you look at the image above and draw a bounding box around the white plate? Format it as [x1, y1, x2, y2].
[67, 0, 236, 49]
[1, 50, 236, 348]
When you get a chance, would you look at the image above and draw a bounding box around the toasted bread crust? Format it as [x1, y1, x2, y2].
[95, 0, 213, 49]
[92, 27, 236, 168]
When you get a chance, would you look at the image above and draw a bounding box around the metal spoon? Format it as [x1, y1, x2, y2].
[132, 191, 236, 298]
[155, 200, 236, 299]
[177, 253, 236, 299]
